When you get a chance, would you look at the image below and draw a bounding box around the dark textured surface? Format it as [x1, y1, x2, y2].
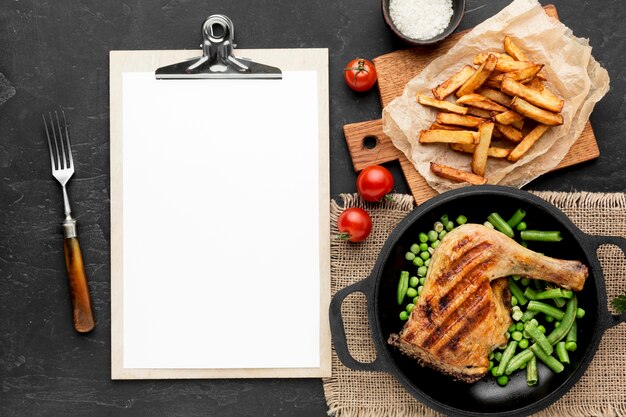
[0, 1, 624, 416]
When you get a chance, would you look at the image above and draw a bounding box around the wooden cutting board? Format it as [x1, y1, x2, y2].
[343, 5, 599, 205]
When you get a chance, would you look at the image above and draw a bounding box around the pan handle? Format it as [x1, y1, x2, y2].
[585, 234, 626, 328]
[329, 276, 384, 372]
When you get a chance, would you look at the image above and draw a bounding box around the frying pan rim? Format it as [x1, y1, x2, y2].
[367, 185, 611, 417]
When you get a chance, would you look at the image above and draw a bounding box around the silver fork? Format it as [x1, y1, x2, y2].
[44, 111, 95, 333]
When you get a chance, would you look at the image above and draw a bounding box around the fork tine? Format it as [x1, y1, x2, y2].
[48, 112, 62, 170]
[54, 111, 66, 170]
[43, 114, 58, 171]
[61, 111, 73, 169]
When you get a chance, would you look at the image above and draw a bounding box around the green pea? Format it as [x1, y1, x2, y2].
[516, 221, 527, 231]
[494, 352, 503, 362]
[417, 266, 428, 277]
[420, 251, 430, 261]
[518, 338, 529, 349]
[516, 322, 524, 331]
[431, 240, 440, 249]
[445, 221, 454, 231]
[424, 258, 431, 267]
[488, 360, 494, 371]
[399, 311, 409, 320]
[407, 288, 418, 298]
[545, 315, 554, 323]
[409, 276, 419, 287]
[489, 352, 495, 360]
[554, 321, 561, 328]
[497, 375, 509, 386]
[491, 366, 499, 377]
[576, 308, 585, 319]
[419, 243, 429, 252]
[484, 221, 494, 229]
[413, 296, 419, 304]
[419, 277, 426, 285]
[405, 252, 416, 261]
[512, 275, 521, 281]
[537, 325, 546, 334]
[508, 324, 516, 333]
[511, 331, 523, 341]
[521, 241, 528, 248]
[511, 296, 518, 307]
[428, 230, 438, 242]
[412, 256, 424, 266]
[456, 215, 467, 225]
[521, 278, 530, 287]
[419, 232, 429, 243]
[410, 243, 420, 254]
[417, 285, 424, 295]
[406, 303, 415, 313]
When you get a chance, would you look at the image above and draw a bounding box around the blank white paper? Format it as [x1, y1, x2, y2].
[121, 71, 320, 369]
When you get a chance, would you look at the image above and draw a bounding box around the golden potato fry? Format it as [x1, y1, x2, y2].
[450, 143, 512, 158]
[507, 124, 550, 162]
[484, 74, 503, 89]
[457, 94, 509, 112]
[511, 119, 524, 130]
[474, 52, 514, 65]
[466, 106, 494, 119]
[472, 122, 494, 177]
[432, 65, 476, 100]
[494, 110, 524, 125]
[436, 113, 486, 128]
[503, 36, 529, 61]
[510, 96, 564, 126]
[419, 130, 477, 144]
[456, 54, 498, 97]
[495, 60, 536, 73]
[429, 122, 466, 131]
[476, 87, 512, 107]
[527, 78, 545, 91]
[430, 162, 487, 185]
[503, 64, 544, 84]
[501, 78, 564, 113]
[417, 94, 468, 115]
[495, 123, 524, 142]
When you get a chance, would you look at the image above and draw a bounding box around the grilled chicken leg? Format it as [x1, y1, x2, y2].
[388, 223, 588, 382]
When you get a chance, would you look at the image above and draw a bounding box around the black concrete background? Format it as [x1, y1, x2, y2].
[0, 1, 624, 416]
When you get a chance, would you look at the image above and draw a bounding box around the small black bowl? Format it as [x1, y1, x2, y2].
[382, 0, 466, 46]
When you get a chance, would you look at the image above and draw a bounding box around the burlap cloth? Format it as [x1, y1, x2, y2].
[324, 192, 626, 417]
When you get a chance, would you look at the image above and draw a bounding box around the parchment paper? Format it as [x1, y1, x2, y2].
[382, 0, 610, 192]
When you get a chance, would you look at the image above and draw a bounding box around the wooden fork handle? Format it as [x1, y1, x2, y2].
[63, 235, 95, 333]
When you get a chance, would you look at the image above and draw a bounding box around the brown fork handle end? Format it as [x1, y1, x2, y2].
[63, 237, 95, 333]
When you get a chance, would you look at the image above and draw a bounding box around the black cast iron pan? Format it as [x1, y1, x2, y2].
[330, 185, 625, 417]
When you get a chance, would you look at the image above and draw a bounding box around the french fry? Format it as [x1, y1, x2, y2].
[467, 106, 494, 119]
[430, 162, 487, 185]
[456, 53, 498, 97]
[527, 78, 545, 91]
[476, 87, 512, 107]
[472, 122, 494, 177]
[495, 60, 536, 73]
[429, 122, 466, 131]
[511, 119, 524, 130]
[510, 96, 564, 126]
[456, 94, 508, 112]
[432, 65, 476, 100]
[507, 124, 550, 162]
[495, 123, 524, 142]
[503, 64, 544, 83]
[474, 52, 514, 65]
[450, 143, 512, 158]
[419, 130, 477, 144]
[417, 94, 468, 115]
[494, 110, 524, 125]
[501, 78, 564, 113]
[436, 113, 486, 128]
[503, 36, 529, 61]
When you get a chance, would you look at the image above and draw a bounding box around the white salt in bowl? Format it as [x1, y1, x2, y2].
[382, 0, 465, 46]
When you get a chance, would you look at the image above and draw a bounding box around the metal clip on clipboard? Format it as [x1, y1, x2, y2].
[155, 15, 282, 80]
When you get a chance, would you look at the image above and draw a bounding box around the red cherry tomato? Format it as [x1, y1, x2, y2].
[356, 165, 394, 202]
[337, 208, 372, 242]
[344, 58, 377, 92]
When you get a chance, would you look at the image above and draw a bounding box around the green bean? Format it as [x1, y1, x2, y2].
[521, 241, 528, 248]
[530, 344, 564, 373]
[534, 288, 573, 300]
[509, 278, 528, 306]
[566, 321, 577, 344]
[407, 287, 418, 298]
[512, 309, 524, 321]
[565, 341, 577, 352]
[556, 341, 570, 364]
[434, 221, 444, 233]
[417, 266, 428, 277]
[524, 287, 538, 301]
[405, 252, 416, 261]
[505, 349, 534, 375]
[546, 296, 577, 345]
[576, 308, 585, 319]
[446, 221, 454, 231]
[526, 355, 538, 386]
[527, 301, 565, 321]
[516, 221, 527, 231]
[553, 297, 566, 308]
[488, 212, 515, 238]
[399, 311, 409, 320]
[519, 361, 527, 370]
[410, 243, 420, 254]
[419, 232, 428, 243]
[511, 296, 518, 307]
[440, 214, 449, 224]
[525, 321, 553, 355]
[456, 215, 467, 225]
[507, 209, 526, 228]
[419, 242, 429, 252]
[520, 230, 563, 242]
[413, 256, 424, 267]
[409, 276, 419, 287]
[438, 230, 447, 240]
[427, 230, 438, 242]
[537, 325, 546, 334]
[497, 375, 509, 386]
[484, 221, 495, 229]
[397, 271, 409, 305]
[494, 352, 503, 362]
[431, 240, 441, 249]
